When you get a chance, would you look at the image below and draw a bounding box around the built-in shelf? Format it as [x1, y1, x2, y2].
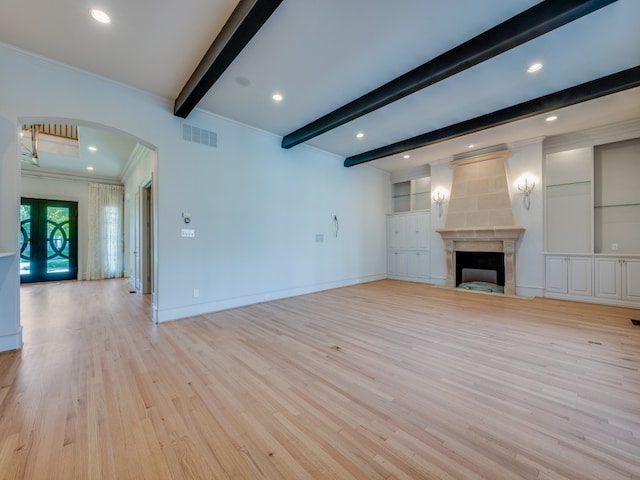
[392, 192, 429, 200]
[594, 203, 640, 208]
[392, 177, 431, 213]
[546, 180, 591, 188]
[0, 252, 16, 258]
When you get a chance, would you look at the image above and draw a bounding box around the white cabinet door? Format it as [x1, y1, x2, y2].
[396, 251, 409, 276]
[406, 213, 429, 250]
[415, 250, 430, 278]
[622, 259, 640, 302]
[545, 256, 568, 293]
[594, 257, 621, 299]
[387, 215, 407, 250]
[567, 257, 592, 296]
[388, 250, 398, 276]
[546, 255, 592, 296]
[388, 251, 409, 276]
[406, 251, 429, 278]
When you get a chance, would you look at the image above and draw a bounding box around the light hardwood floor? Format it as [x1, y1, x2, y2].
[1, 279, 639, 479]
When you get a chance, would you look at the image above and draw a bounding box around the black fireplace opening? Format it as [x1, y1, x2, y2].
[455, 251, 505, 289]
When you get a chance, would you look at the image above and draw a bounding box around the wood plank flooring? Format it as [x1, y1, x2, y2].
[1, 279, 639, 479]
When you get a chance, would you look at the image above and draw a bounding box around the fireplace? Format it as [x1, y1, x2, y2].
[436, 149, 525, 295]
[436, 226, 524, 295]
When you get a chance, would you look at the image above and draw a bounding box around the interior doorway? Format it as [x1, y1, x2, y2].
[17, 117, 159, 318]
[141, 179, 153, 295]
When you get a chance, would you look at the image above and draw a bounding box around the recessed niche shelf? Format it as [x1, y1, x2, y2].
[594, 203, 640, 208]
[392, 177, 431, 212]
[546, 180, 591, 188]
[392, 192, 429, 199]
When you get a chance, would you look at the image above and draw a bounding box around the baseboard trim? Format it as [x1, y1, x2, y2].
[155, 274, 387, 323]
[544, 291, 640, 309]
[516, 285, 544, 298]
[0, 326, 23, 352]
[387, 275, 431, 284]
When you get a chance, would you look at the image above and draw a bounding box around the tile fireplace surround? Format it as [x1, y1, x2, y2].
[436, 149, 525, 295]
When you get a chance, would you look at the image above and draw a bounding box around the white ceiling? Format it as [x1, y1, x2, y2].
[20, 126, 139, 181]
[1, 0, 639, 174]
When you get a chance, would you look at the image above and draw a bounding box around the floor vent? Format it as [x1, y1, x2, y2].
[632, 319, 640, 326]
[182, 123, 217, 148]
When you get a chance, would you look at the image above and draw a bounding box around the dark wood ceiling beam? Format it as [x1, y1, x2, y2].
[343, 66, 640, 167]
[174, 0, 283, 118]
[282, 0, 617, 149]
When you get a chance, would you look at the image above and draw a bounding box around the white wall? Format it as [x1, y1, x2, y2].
[159, 110, 389, 320]
[123, 145, 156, 286]
[20, 175, 90, 280]
[0, 43, 389, 333]
[0, 114, 22, 350]
[429, 160, 453, 286]
[506, 139, 544, 296]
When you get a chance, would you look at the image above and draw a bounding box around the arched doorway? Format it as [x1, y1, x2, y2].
[17, 117, 159, 316]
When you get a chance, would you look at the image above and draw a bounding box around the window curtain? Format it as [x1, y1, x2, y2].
[87, 183, 124, 280]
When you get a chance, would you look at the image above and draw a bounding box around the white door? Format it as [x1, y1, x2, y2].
[141, 183, 153, 295]
[133, 190, 141, 290]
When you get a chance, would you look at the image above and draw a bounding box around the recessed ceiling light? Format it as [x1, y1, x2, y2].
[87, 166, 94, 171]
[545, 115, 558, 122]
[272, 93, 283, 102]
[356, 132, 364, 139]
[91, 9, 111, 24]
[88, 145, 97, 152]
[403, 154, 410, 159]
[527, 62, 543, 73]
[468, 144, 475, 148]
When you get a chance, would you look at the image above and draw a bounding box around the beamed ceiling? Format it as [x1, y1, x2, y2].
[1, 0, 639, 173]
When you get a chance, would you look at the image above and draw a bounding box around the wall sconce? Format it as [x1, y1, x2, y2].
[432, 190, 446, 217]
[518, 178, 535, 210]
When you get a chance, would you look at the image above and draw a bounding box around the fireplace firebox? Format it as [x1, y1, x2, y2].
[455, 251, 505, 288]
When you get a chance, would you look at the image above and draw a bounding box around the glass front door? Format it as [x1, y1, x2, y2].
[20, 198, 78, 283]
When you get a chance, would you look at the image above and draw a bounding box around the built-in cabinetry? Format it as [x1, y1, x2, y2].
[594, 257, 640, 303]
[545, 255, 592, 298]
[387, 211, 430, 282]
[544, 138, 640, 307]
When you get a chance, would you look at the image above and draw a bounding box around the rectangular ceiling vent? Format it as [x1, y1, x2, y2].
[182, 123, 217, 148]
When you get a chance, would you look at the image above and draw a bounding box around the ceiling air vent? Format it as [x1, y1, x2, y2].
[182, 123, 217, 148]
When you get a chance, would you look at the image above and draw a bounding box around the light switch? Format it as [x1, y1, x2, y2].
[181, 229, 195, 238]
